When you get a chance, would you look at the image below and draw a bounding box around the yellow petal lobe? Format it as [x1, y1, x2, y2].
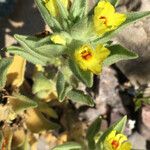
[93, 0, 127, 36]
[74, 44, 110, 74]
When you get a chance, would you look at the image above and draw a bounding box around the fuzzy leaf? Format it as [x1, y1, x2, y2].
[35, 0, 62, 31]
[67, 90, 94, 106]
[56, 0, 69, 20]
[0, 58, 12, 90]
[56, 72, 72, 102]
[6, 34, 64, 66]
[94, 11, 150, 44]
[70, 0, 87, 20]
[35, 44, 65, 57]
[32, 73, 55, 94]
[25, 109, 60, 133]
[9, 94, 38, 113]
[86, 117, 102, 150]
[38, 101, 58, 119]
[6, 46, 46, 66]
[104, 44, 138, 66]
[68, 59, 93, 87]
[52, 142, 82, 150]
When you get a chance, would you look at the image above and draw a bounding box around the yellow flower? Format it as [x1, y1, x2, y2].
[104, 130, 132, 150]
[50, 34, 66, 45]
[44, 0, 69, 17]
[93, 0, 127, 36]
[74, 44, 110, 74]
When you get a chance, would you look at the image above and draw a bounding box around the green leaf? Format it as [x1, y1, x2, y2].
[56, 72, 72, 102]
[52, 142, 82, 150]
[86, 117, 102, 150]
[14, 34, 50, 65]
[35, 44, 65, 57]
[67, 90, 94, 106]
[35, 0, 62, 31]
[56, 0, 69, 20]
[9, 94, 38, 113]
[70, 17, 90, 41]
[68, 59, 93, 88]
[33, 73, 55, 94]
[103, 44, 138, 66]
[0, 58, 12, 90]
[38, 101, 58, 119]
[97, 116, 127, 146]
[6, 34, 64, 66]
[108, 0, 119, 6]
[94, 11, 150, 44]
[6, 46, 46, 66]
[70, 0, 87, 20]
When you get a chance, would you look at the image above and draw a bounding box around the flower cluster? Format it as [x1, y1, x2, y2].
[44, 0, 126, 74]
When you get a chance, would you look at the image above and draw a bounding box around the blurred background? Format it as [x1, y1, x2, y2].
[0, 0, 150, 149]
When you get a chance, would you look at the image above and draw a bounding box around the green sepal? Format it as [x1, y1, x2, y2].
[104, 44, 138, 66]
[68, 59, 93, 88]
[0, 58, 12, 90]
[67, 89, 94, 106]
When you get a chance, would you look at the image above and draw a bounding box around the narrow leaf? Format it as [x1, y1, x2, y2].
[68, 59, 93, 87]
[9, 94, 38, 113]
[56, 72, 72, 102]
[6, 46, 47, 65]
[56, 0, 69, 20]
[0, 58, 12, 90]
[103, 44, 138, 66]
[70, 0, 87, 20]
[35, 0, 62, 31]
[67, 90, 94, 106]
[52, 142, 82, 150]
[86, 117, 102, 150]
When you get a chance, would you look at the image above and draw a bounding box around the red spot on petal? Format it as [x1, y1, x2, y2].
[111, 140, 119, 149]
[99, 16, 108, 26]
[81, 50, 92, 60]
